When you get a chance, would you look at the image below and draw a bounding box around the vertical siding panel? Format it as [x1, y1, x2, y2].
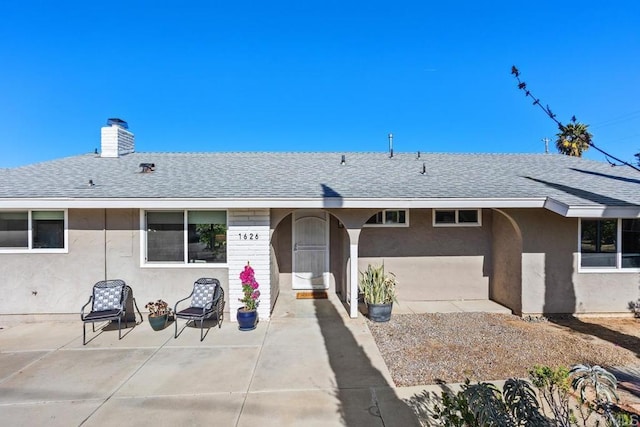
[227, 209, 271, 321]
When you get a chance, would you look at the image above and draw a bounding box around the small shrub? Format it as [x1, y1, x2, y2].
[628, 299, 640, 318]
[430, 379, 477, 427]
[145, 299, 172, 317]
[529, 365, 575, 425]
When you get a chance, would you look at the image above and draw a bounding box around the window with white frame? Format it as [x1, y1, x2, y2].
[433, 209, 481, 226]
[0, 210, 66, 251]
[145, 210, 227, 264]
[364, 210, 408, 227]
[580, 218, 640, 269]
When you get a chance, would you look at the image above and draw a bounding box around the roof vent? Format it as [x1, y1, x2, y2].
[139, 163, 155, 173]
[388, 133, 394, 158]
[340, 155, 346, 165]
[420, 162, 426, 175]
[101, 118, 134, 158]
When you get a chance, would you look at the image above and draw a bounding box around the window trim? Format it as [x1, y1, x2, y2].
[140, 209, 228, 268]
[0, 209, 68, 253]
[432, 209, 482, 227]
[362, 210, 409, 227]
[578, 218, 640, 273]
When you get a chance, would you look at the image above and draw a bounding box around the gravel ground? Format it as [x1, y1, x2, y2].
[366, 312, 640, 387]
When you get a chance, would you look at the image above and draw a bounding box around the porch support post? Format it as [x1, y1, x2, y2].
[346, 228, 361, 318]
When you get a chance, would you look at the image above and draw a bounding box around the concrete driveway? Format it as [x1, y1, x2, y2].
[0, 291, 421, 427]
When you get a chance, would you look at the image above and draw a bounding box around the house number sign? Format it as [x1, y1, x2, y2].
[238, 233, 259, 240]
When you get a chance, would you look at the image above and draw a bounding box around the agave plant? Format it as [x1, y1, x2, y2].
[569, 364, 619, 404]
[358, 263, 397, 305]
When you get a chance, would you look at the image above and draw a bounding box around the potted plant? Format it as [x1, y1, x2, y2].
[145, 299, 172, 331]
[237, 262, 260, 331]
[359, 263, 397, 322]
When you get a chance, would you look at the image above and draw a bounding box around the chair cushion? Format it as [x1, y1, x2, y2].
[93, 286, 123, 311]
[83, 309, 121, 321]
[190, 283, 215, 308]
[176, 306, 214, 321]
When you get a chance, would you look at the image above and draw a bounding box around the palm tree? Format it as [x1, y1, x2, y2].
[555, 121, 593, 157]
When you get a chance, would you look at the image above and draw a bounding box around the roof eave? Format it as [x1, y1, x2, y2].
[0, 197, 548, 210]
[544, 198, 640, 218]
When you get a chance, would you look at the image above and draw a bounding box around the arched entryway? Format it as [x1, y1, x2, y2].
[270, 208, 374, 318]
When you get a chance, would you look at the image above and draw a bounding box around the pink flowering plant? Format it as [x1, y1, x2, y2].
[239, 262, 260, 311]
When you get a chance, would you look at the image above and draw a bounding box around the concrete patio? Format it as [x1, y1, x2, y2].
[0, 291, 512, 426]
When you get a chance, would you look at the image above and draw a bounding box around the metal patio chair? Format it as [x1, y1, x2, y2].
[80, 279, 141, 345]
[174, 277, 225, 341]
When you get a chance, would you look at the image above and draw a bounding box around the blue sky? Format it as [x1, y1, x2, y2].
[1, 1, 639, 168]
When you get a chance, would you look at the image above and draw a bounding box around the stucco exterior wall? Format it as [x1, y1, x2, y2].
[0, 209, 229, 320]
[498, 209, 577, 315]
[503, 209, 638, 315]
[491, 210, 522, 314]
[572, 267, 639, 314]
[10, 206, 633, 320]
[0, 209, 105, 316]
[358, 209, 492, 301]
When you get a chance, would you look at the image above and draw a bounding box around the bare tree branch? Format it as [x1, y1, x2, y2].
[511, 66, 640, 173]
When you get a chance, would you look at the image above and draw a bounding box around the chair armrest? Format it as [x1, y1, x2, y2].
[173, 292, 194, 314]
[81, 296, 93, 319]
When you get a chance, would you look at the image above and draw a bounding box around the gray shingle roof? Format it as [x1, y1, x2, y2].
[1, 151, 639, 209]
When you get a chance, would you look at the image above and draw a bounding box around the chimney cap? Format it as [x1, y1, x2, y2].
[107, 118, 128, 129]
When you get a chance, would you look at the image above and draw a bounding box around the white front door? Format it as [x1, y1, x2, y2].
[292, 210, 329, 289]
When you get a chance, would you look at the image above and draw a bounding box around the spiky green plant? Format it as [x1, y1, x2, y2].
[462, 382, 514, 426]
[359, 263, 397, 304]
[503, 378, 550, 426]
[569, 364, 619, 404]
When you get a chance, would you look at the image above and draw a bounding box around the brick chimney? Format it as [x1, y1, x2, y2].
[100, 118, 134, 157]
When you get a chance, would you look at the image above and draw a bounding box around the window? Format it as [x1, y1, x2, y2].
[32, 211, 65, 248]
[0, 210, 66, 252]
[364, 210, 408, 227]
[622, 219, 640, 268]
[188, 211, 227, 263]
[144, 210, 227, 265]
[433, 209, 481, 227]
[580, 218, 640, 270]
[147, 212, 184, 262]
[580, 219, 617, 267]
[0, 212, 27, 248]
